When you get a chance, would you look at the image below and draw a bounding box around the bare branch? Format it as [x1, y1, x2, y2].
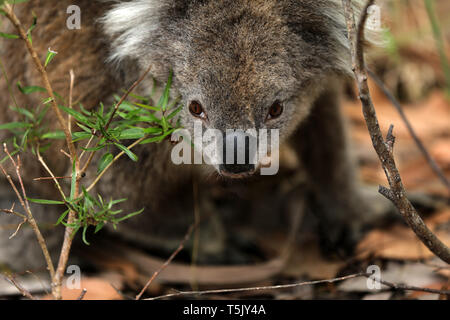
[367, 69, 450, 192]
[136, 222, 198, 300]
[36, 147, 66, 200]
[0, 145, 56, 278]
[2, 274, 36, 300]
[147, 273, 367, 300]
[342, 0, 450, 263]
[77, 288, 87, 300]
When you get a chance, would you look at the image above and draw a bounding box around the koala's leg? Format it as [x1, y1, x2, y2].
[291, 83, 384, 255]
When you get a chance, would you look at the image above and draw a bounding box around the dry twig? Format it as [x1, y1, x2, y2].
[0, 145, 56, 278]
[341, 0, 450, 263]
[367, 69, 450, 192]
[146, 272, 450, 300]
[136, 223, 198, 300]
[2, 274, 36, 300]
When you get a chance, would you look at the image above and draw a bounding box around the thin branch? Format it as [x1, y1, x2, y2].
[146, 271, 450, 300]
[136, 222, 198, 300]
[342, 0, 450, 263]
[9, 218, 26, 239]
[3, 4, 76, 162]
[376, 277, 450, 296]
[0, 145, 56, 278]
[367, 69, 450, 192]
[33, 176, 71, 181]
[0, 206, 28, 239]
[77, 288, 87, 300]
[147, 273, 367, 300]
[3, 6, 82, 298]
[2, 274, 36, 300]
[36, 146, 66, 200]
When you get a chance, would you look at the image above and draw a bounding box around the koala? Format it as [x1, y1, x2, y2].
[0, 0, 383, 272]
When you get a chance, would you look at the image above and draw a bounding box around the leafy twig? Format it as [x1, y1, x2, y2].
[3, 4, 76, 162]
[78, 65, 153, 179]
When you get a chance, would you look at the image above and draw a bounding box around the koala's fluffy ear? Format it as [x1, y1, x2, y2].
[326, 0, 382, 75]
[284, 0, 381, 76]
[100, 0, 173, 65]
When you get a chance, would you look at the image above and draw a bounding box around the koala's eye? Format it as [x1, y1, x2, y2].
[266, 101, 284, 121]
[189, 101, 206, 119]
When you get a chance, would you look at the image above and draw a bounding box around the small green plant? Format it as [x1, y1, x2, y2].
[0, 0, 183, 299]
[1, 71, 182, 244]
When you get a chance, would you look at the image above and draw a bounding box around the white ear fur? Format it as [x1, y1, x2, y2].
[100, 0, 165, 63]
[328, 0, 383, 75]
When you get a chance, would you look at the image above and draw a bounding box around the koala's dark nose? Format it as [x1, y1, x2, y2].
[219, 131, 257, 176]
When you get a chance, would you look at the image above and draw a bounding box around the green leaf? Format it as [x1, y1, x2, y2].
[27, 198, 65, 205]
[94, 222, 105, 234]
[133, 102, 160, 112]
[0, 122, 32, 130]
[41, 97, 53, 105]
[97, 153, 113, 174]
[41, 130, 66, 140]
[17, 82, 46, 94]
[161, 116, 169, 132]
[82, 226, 90, 245]
[114, 143, 138, 162]
[140, 128, 176, 144]
[59, 105, 92, 125]
[55, 209, 69, 226]
[9, 106, 34, 120]
[44, 48, 58, 67]
[27, 13, 37, 44]
[0, 32, 19, 39]
[143, 127, 163, 135]
[158, 70, 173, 112]
[166, 106, 183, 120]
[70, 159, 77, 201]
[81, 144, 106, 152]
[119, 127, 145, 140]
[115, 208, 144, 223]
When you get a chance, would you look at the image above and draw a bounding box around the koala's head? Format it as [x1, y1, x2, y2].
[102, 0, 370, 177]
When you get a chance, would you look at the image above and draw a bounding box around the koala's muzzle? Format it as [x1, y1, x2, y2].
[219, 131, 257, 177]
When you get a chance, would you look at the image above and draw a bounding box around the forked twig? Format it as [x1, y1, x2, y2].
[367, 69, 450, 192]
[342, 0, 450, 263]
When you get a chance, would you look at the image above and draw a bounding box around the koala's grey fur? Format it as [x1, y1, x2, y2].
[0, 0, 384, 272]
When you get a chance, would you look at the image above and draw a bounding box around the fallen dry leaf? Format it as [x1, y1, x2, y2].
[282, 240, 345, 280]
[356, 209, 450, 261]
[43, 275, 124, 300]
